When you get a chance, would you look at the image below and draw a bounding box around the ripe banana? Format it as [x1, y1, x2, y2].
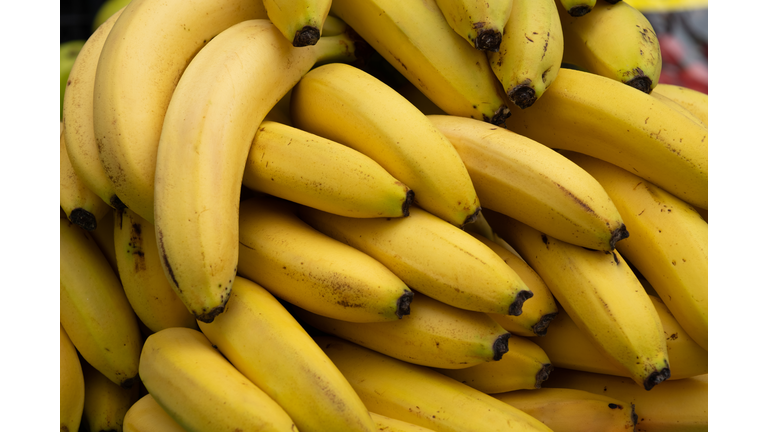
[197, 276, 378, 432]
[651, 83, 708, 127]
[649, 91, 706, 127]
[93, 0, 268, 222]
[263, 0, 332, 46]
[298, 204, 533, 316]
[558, 0, 662, 93]
[317, 335, 554, 432]
[558, 0, 596, 17]
[488, 0, 563, 109]
[564, 151, 708, 351]
[62, 7, 124, 211]
[329, 0, 511, 124]
[81, 360, 141, 432]
[123, 394, 187, 432]
[434, 0, 515, 52]
[139, 327, 297, 432]
[493, 388, 638, 432]
[484, 210, 671, 390]
[61, 122, 110, 231]
[436, 333, 554, 394]
[153, 20, 359, 323]
[243, 120, 414, 218]
[60, 218, 142, 388]
[506, 67, 708, 209]
[113, 207, 198, 333]
[238, 195, 414, 322]
[90, 209, 119, 274]
[428, 114, 628, 251]
[295, 292, 513, 369]
[291, 62, 480, 227]
[60, 324, 85, 432]
[370, 412, 438, 432]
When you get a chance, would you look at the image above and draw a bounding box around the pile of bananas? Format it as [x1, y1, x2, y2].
[60, 0, 708, 431]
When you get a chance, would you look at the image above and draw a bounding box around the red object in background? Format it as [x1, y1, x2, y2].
[646, 9, 708, 94]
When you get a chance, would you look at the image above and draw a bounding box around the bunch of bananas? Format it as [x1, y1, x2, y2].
[60, 0, 708, 431]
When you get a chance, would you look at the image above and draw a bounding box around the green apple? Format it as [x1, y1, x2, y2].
[60, 40, 86, 120]
[92, 0, 132, 32]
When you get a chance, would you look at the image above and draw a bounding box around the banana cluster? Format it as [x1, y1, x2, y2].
[60, 0, 708, 431]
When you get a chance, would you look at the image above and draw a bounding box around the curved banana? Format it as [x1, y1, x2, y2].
[434, 0, 514, 52]
[263, 0, 332, 46]
[139, 327, 297, 432]
[244, 120, 414, 218]
[93, 0, 269, 222]
[298, 205, 533, 316]
[428, 114, 628, 251]
[370, 412, 437, 432]
[436, 334, 554, 394]
[291, 62, 480, 227]
[238, 195, 414, 322]
[558, 0, 661, 93]
[651, 83, 708, 127]
[60, 218, 142, 388]
[484, 210, 671, 390]
[558, 0, 596, 16]
[506, 67, 708, 209]
[329, 0, 511, 125]
[488, 0, 563, 109]
[198, 276, 378, 432]
[493, 388, 638, 432]
[317, 335, 554, 432]
[81, 361, 141, 432]
[123, 394, 187, 432]
[564, 151, 708, 351]
[153, 20, 359, 323]
[649, 91, 707, 128]
[60, 324, 85, 432]
[295, 292, 512, 369]
[61, 122, 110, 231]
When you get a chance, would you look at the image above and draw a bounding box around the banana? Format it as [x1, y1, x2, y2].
[531, 295, 708, 380]
[484, 210, 671, 390]
[124, 394, 187, 432]
[61, 122, 110, 231]
[395, 80, 448, 116]
[428, 114, 628, 251]
[90, 209, 119, 274]
[138, 327, 297, 432]
[60, 218, 142, 388]
[298, 204, 533, 316]
[93, 0, 269, 223]
[505, 67, 708, 209]
[649, 91, 707, 127]
[243, 120, 414, 218]
[558, 0, 661, 93]
[295, 292, 513, 369]
[651, 83, 708, 127]
[238, 195, 414, 322]
[60, 324, 85, 432]
[317, 335, 554, 432]
[558, 0, 596, 16]
[370, 412, 438, 432]
[291, 62, 480, 227]
[564, 151, 708, 351]
[62, 7, 125, 211]
[81, 360, 141, 432]
[488, 0, 564, 109]
[544, 370, 708, 432]
[493, 388, 638, 432]
[153, 20, 359, 323]
[263, 0, 332, 46]
[434, 0, 515, 52]
[114, 207, 198, 333]
[435, 333, 554, 394]
[197, 276, 378, 432]
[329, 0, 511, 124]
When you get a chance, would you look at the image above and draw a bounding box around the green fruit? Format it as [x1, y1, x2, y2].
[92, 0, 132, 32]
[60, 40, 85, 120]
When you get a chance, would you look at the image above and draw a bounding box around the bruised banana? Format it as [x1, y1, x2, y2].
[123, 394, 186, 432]
[81, 361, 141, 432]
[60, 324, 85, 432]
[263, 0, 332, 46]
[61, 122, 110, 231]
[434, 0, 515, 52]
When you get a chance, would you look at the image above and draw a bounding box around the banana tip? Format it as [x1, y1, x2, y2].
[535, 363, 555, 388]
[626, 75, 653, 94]
[462, 206, 482, 227]
[402, 189, 415, 217]
[120, 374, 139, 389]
[509, 85, 537, 110]
[492, 333, 512, 361]
[567, 6, 593, 17]
[532, 312, 559, 337]
[396, 290, 414, 318]
[293, 26, 320, 47]
[609, 224, 630, 250]
[474, 28, 502, 53]
[69, 208, 98, 231]
[509, 290, 534, 316]
[643, 366, 671, 390]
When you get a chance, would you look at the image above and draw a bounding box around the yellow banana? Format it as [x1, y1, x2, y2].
[488, 0, 564, 109]
[81, 360, 141, 432]
[90, 209, 119, 274]
[243, 120, 414, 218]
[60, 218, 142, 388]
[649, 90, 707, 128]
[238, 195, 414, 322]
[139, 327, 297, 432]
[123, 394, 187, 432]
[370, 412, 438, 432]
[298, 205, 533, 316]
[493, 388, 638, 432]
[436, 333, 554, 394]
[93, 0, 268, 222]
[564, 151, 708, 351]
[434, 0, 515, 52]
[506, 67, 708, 209]
[395, 80, 447, 116]
[558, 0, 662, 93]
[263, 0, 332, 46]
[198, 276, 378, 432]
[558, 0, 596, 16]
[317, 335, 554, 432]
[291, 62, 480, 227]
[153, 20, 358, 323]
[61, 122, 110, 231]
[428, 114, 628, 251]
[329, 0, 511, 124]
[60, 324, 85, 432]
[295, 292, 513, 369]
[484, 210, 671, 390]
[651, 83, 708, 127]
